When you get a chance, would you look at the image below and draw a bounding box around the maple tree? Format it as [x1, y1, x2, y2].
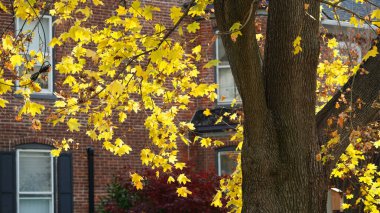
[1, 0, 380, 212]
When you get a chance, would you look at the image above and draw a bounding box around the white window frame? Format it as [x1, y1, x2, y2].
[15, 16, 54, 94]
[217, 150, 239, 176]
[16, 149, 54, 213]
[215, 37, 241, 104]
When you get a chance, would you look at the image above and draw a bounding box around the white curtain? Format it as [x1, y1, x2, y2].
[18, 151, 52, 213]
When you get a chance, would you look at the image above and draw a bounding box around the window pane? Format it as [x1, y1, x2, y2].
[218, 68, 239, 102]
[20, 199, 51, 213]
[19, 55, 51, 90]
[219, 152, 239, 176]
[338, 42, 362, 63]
[19, 152, 52, 192]
[19, 18, 50, 53]
[217, 38, 229, 66]
[33, 64, 49, 90]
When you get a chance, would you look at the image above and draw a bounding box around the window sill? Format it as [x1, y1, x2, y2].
[14, 93, 57, 101]
[216, 102, 242, 107]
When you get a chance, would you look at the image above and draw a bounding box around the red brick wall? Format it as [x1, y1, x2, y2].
[0, 1, 274, 212]
[0, 0, 231, 212]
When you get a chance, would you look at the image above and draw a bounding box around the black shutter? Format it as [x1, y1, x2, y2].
[0, 151, 16, 213]
[58, 153, 73, 213]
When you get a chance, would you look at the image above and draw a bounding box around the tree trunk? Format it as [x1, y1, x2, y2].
[214, 0, 326, 212]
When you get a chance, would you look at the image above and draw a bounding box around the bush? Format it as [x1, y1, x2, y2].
[99, 165, 227, 213]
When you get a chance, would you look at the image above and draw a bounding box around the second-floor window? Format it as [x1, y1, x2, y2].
[15, 16, 53, 94]
[216, 37, 241, 104]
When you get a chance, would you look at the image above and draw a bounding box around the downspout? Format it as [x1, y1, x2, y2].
[87, 147, 94, 213]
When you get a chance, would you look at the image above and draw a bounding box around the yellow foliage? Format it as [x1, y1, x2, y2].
[177, 173, 191, 185]
[131, 173, 144, 190]
[67, 118, 81, 132]
[176, 186, 192, 197]
[293, 36, 302, 55]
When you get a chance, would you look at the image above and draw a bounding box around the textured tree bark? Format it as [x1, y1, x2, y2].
[214, 0, 325, 212]
[215, 0, 380, 212]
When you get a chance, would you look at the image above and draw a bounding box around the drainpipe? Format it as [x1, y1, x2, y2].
[87, 147, 94, 213]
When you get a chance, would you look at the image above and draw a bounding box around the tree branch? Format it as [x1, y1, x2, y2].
[317, 37, 380, 174]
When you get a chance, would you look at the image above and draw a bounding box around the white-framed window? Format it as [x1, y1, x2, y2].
[215, 37, 241, 104]
[16, 149, 54, 213]
[15, 16, 53, 94]
[217, 149, 239, 176]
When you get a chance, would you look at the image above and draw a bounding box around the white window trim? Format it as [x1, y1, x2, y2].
[321, 19, 378, 30]
[215, 37, 241, 104]
[16, 149, 54, 213]
[15, 16, 54, 94]
[217, 150, 239, 176]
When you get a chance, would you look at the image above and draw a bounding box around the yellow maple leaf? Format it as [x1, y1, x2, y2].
[170, 6, 183, 24]
[0, 1, 9, 14]
[67, 118, 81, 132]
[237, 142, 243, 150]
[349, 16, 359, 27]
[187, 21, 200, 33]
[203, 59, 220, 69]
[200, 137, 212, 148]
[10, 54, 24, 67]
[142, 5, 160, 20]
[213, 140, 224, 147]
[341, 203, 351, 210]
[211, 190, 223, 207]
[229, 22, 242, 42]
[21, 101, 45, 117]
[93, 0, 104, 6]
[293, 36, 302, 55]
[114, 144, 132, 156]
[167, 176, 175, 184]
[256, 34, 264, 41]
[363, 46, 378, 61]
[131, 173, 143, 190]
[203, 108, 212, 116]
[86, 130, 97, 141]
[0, 98, 9, 108]
[54, 101, 66, 108]
[327, 38, 338, 49]
[2, 36, 13, 51]
[179, 134, 191, 145]
[371, 9, 380, 20]
[49, 37, 63, 47]
[177, 173, 191, 184]
[103, 141, 114, 151]
[119, 112, 127, 123]
[76, 6, 92, 19]
[63, 75, 77, 86]
[51, 149, 61, 157]
[175, 162, 186, 170]
[176, 187, 192, 197]
[374, 140, 380, 148]
[116, 6, 127, 16]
